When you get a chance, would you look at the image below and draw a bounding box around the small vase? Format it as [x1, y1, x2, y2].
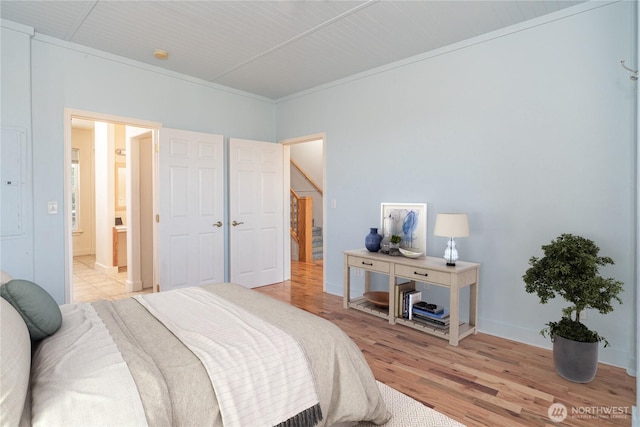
[380, 215, 392, 254]
[389, 242, 401, 256]
[365, 228, 382, 252]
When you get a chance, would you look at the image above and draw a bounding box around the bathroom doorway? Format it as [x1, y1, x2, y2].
[65, 110, 159, 303]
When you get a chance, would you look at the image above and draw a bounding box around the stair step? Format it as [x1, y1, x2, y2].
[312, 226, 323, 259]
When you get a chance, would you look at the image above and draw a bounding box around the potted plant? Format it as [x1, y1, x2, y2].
[389, 235, 402, 256]
[522, 233, 623, 383]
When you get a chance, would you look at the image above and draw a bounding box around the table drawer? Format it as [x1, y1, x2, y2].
[348, 256, 390, 274]
[395, 264, 450, 285]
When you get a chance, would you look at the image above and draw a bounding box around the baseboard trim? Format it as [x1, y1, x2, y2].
[72, 248, 93, 256]
[94, 262, 118, 275]
[479, 317, 633, 373]
[126, 279, 143, 292]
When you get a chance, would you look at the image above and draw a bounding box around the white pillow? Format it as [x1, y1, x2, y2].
[0, 298, 31, 427]
[0, 270, 13, 285]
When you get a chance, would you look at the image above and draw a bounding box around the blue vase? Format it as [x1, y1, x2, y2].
[365, 228, 382, 252]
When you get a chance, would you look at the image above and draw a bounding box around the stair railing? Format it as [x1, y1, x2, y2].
[290, 159, 323, 196]
[290, 189, 313, 262]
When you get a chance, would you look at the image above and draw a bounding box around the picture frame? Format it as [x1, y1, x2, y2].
[380, 203, 427, 253]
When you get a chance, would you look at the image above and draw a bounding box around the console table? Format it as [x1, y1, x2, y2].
[343, 249, 480, 346]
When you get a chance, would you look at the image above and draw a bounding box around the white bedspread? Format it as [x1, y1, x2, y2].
[30, 304, 148, 427]
[135, 287, 321, 427]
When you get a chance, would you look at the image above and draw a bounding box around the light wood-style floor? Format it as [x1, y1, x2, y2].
[255, 261, 636, 427]
[81, 259, 635, 426]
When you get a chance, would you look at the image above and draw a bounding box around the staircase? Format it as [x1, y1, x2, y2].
[312, 227, 323, 260]
[290, 158, 323, 262]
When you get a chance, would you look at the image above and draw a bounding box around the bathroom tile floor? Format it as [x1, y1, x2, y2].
[72, 255, 152, 303]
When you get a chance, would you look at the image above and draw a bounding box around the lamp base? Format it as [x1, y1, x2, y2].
[443, 237, 459, 267]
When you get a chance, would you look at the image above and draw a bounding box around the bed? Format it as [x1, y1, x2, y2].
[0, 279, 390, 427]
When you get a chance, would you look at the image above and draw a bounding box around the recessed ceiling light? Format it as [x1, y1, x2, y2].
[153, 49, 168, 60]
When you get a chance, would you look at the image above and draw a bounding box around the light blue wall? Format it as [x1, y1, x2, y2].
[276, 2, 637, 370]
[1, 23, 34, 280]
[1, 26, 277, 304]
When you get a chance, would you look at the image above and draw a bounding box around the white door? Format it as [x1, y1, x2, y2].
[158, 128, 224, 291]
[229, 138, 284, 288]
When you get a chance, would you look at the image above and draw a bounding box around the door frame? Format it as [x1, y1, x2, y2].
[279, 132, 326, 291]
[63, 108, 161, 304]
[126, 128, 156, 292]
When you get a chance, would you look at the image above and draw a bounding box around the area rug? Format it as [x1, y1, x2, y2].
[356, 381, 466, 427]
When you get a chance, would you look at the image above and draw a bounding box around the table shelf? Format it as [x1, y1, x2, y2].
[343, 249, 480, 346]
[347, 297, 389, 320]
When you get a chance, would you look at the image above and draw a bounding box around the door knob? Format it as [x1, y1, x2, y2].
[213, 221, 222, 227]
[232, 220, 244, 227]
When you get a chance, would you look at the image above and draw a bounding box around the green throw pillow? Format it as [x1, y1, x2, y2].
[0, 279, 62, 340]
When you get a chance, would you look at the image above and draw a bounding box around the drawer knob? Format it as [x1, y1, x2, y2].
[362, 262, 373, 266]
[414, 271, 429, 277]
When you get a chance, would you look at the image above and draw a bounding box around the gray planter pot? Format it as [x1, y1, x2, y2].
[553, 335, 598, 383]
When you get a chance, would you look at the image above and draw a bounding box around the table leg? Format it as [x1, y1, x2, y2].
[469, 281, 478, 332]
[343, 254, 350, 309]
[388, 273, 396, 324]
[449, 284, 460, 346]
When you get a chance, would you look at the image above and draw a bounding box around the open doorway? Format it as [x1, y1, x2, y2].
[281, 133, 326, 291]
[64, 109, 160, 304]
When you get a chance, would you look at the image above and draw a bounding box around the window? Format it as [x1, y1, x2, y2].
[71, 148, 80, 231]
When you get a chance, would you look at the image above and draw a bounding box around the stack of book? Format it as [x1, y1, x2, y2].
[395, 282, 416, 318]
[411, 301, 450, 329]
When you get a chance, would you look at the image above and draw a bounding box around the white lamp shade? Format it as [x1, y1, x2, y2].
[433, 213, 469, 237]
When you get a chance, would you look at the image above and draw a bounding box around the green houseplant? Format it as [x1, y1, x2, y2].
[389, 235, 402, 256]
[523, 233, 623, 382]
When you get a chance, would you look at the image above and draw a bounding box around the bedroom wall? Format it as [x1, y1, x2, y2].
[1, 22, 34, 280]
[276, 1, 637, 371]
[1, 22, 277, 305]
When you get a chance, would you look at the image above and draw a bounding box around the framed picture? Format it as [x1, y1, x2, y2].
[380, 203, 427, 253]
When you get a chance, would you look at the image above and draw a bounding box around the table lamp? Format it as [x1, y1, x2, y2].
[433, 213, 469, 266]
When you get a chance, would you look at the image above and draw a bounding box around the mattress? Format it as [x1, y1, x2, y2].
[25, 283, 390, 426]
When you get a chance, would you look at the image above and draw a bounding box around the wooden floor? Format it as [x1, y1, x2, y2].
[255, 261, 636, 427]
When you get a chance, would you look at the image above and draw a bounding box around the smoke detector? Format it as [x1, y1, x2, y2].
[153, 49, 168, 60]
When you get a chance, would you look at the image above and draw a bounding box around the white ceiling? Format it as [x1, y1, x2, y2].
[1, 0, 584, 100]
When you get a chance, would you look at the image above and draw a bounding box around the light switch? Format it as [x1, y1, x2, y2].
[331, 199, 336, 209]
[48, 201, 58, 214]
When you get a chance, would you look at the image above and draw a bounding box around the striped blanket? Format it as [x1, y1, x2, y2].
[135, 288, 322, 427]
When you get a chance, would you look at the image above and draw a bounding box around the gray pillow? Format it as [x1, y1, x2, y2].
[0, 279, 62, 340]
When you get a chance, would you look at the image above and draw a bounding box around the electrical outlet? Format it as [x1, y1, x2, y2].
[579, 309, 587, 321]
[353, 268, 363, 277]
